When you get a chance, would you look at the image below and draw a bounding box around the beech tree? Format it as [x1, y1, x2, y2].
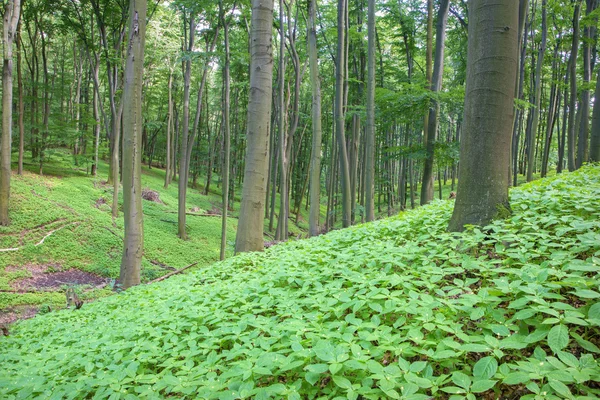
[119, 0, 147, 289]
[448, 0, 519, 231]
[235, 0, 274, 253]
[0, 0, 22, 226]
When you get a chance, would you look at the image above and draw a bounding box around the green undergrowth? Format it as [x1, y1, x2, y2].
[1, 165, 600, 399]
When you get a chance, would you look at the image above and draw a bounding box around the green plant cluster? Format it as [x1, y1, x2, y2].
[1, 166, 599, 399]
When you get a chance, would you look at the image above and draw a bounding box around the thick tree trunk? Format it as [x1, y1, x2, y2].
[449, 0, 518, 232]
[119, 0, 147, 289]
[420, 0, 449, 205]
[307, 0, 322, 237]
[235, 0, 274, 253]
[92, 58, 101, 177]
[0, 0, 21, 225]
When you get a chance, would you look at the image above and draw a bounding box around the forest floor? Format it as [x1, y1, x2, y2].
[1, 165, 598, 399]
[0, 149, 548, 325]
[0, 149, 318, 324]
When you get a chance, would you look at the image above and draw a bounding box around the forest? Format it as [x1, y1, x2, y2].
[1, 0, 600, 398]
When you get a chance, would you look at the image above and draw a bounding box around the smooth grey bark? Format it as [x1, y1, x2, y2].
[235, 0, 274, 253]
[275, 0, 287, 241]
[365, 0, 376, 222]
[307, 0, 322, 237]
[577, 0, 598, 167]
[164, 70, 173, 188]
[448, 0, 518, 232]
[177, 15, 195, 240]
[335, 0, 352, 228]
[120, 0, 147, 289]
[568, 3, 580, 172]
[420, 0, 449, 205]
[92, 57, 101, 177]
[220, 2, 231, 260]
[0, 0, 21, 225]
[16, 13, 24, 176]
[526, 0, 546, 182]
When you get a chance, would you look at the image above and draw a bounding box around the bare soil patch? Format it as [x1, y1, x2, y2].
[9, 264, 109, 293]
[0, 306, 39, 325]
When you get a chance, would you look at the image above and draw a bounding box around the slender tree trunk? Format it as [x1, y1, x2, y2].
[235, 0, 274, 253]
[177, 16, 195, 239]
[335, 0, 352, 228]
[449, 0, 518, 231]
[164, 70, 173, 187]
[527, 0, 547, 181]
[92, 58, 101, 177]
[365, 0, 376, 222]
[275, 0, 287, 241]
[568, 3, 580, 172]
[220, 4, 231, 260]
[16, 15, 24, 176]
[591, 68, 600, 161]
[307, 0, 322, 237]
[119, 0, 147, 289]
[421, 0, 449, 205]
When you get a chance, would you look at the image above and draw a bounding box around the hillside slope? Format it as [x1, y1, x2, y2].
[0, 151, 238, 320]
[1, 166, 599, 399]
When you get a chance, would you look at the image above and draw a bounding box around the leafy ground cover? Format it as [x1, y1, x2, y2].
[1, 165, 598, 399]
[0, 150, 240, 320]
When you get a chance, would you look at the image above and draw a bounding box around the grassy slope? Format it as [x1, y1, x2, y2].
[0, 150, 239, 312]
[1, 165, 599, 399]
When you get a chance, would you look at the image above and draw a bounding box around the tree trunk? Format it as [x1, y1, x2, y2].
[177, 15, 196, 240]
[16, 13, 24, 176]
[164, 70, 173, 188]
[591, 67, 600, 161]
[448, 0, 518, 232]
[235, 0, 275, 253]
[526, 0, 547, 182]
[567, 3, 580, 172]
[0, 0, 21, 225]
[421, 0, 450, 205]
[307, 0, 322, 237]
[220, 3, 231, 260]
[275, 0, 287, 241]
[335, 0, 352, 228]
[120, 0, 147, 289]
[365, 0, 376, 222]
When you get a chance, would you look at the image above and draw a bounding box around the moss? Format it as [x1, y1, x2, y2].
[494, 201, 512, 220]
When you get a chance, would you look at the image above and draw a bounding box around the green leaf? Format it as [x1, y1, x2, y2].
[573, 289, 600, 299]
[503, 372, 530, 385]
[471, 379, 497, 393]
[451, 372, 472, 390]
[473, 357, 498, 380]
[548, 325, 569, 353]
[332, 375, 353, 390]
[588, 303, 600, 319]
[548, 380, 573, 398]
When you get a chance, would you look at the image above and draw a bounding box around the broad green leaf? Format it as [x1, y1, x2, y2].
[548, 325, 569, 353]
[473, 357, 498, 380]
[471, 379, 497, 393]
